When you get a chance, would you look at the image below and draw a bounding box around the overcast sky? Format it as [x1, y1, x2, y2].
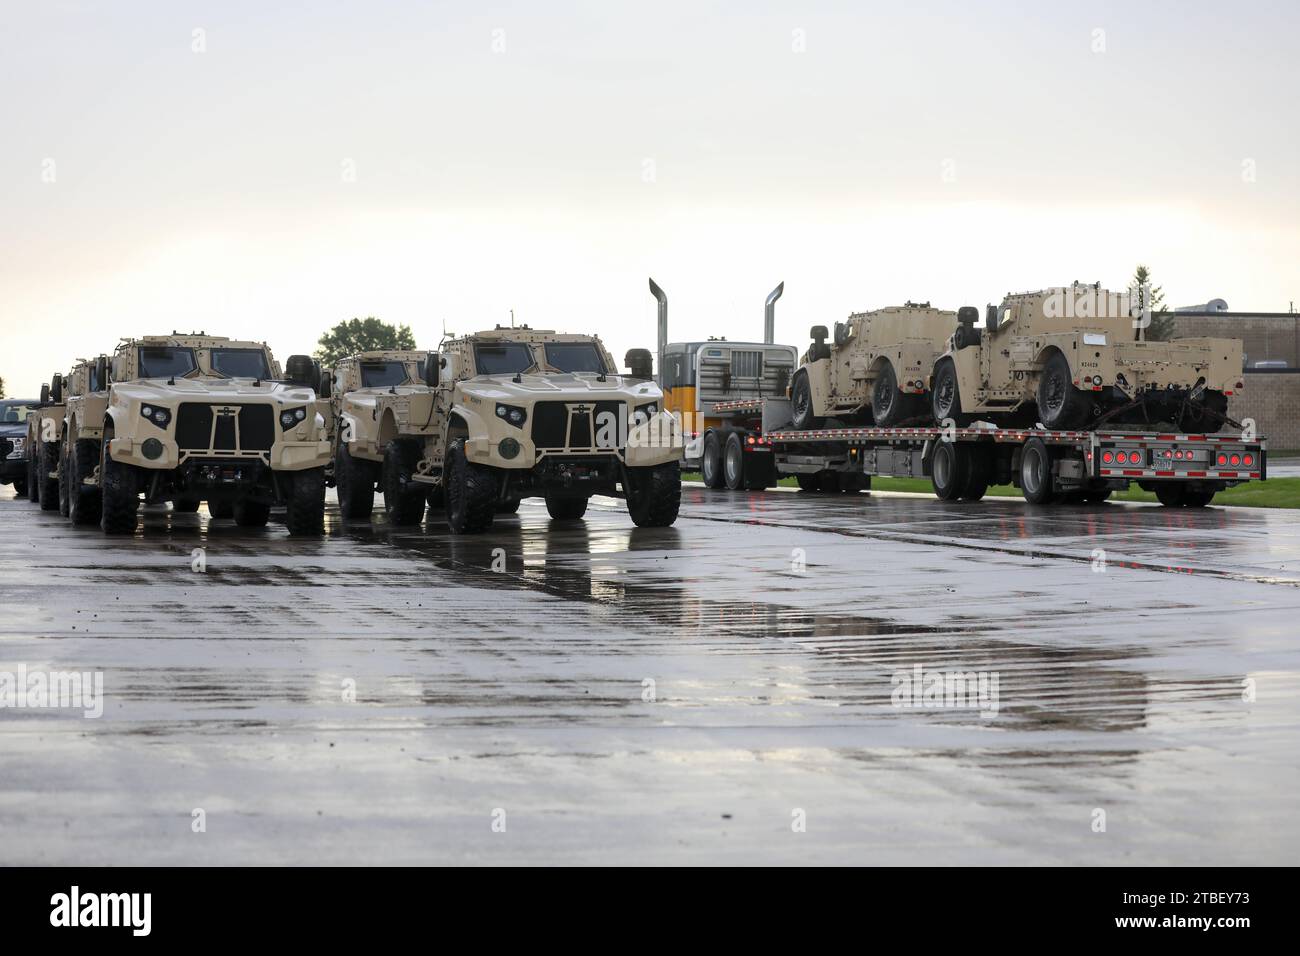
[2, 0, 1297, 396]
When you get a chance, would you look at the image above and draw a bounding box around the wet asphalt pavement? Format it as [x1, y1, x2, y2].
[2, 482, 1298, 865]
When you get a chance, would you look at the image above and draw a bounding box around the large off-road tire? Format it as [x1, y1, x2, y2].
[172, 497, 201, 513]
[625, 461, 681, 528]
[99, 438, 140, 534]
[285, 467, 326, 536]
[1036, 350, 1090, 430]
[1019, 437, 1056, 504]
[723, 433, 746, 490]
[443, 440, 497, 534]
[24, 454, 37, 501]
[382, 440, 427, 526]
[209, 499, 234, 519]
[233, 499, 271, 527]
[68, 438, 102, 526]
[1177, 391, 1229, 434]
[38, 442, 59, 511]
[870, 361, 909, 427]
[795, 473, 821, 492]
[545, 496, 589, 520]
[13, 474, 29, 500]
[1154, 484, 1187, 507]
[336, 442, 377, 520]
[58, 443, 71, 516]
[495, 498, 521, 514]
[930, 359, 972, 427]
[931, 441, 970, 501]
[701, 432, 725, 489]
[790, 371, 821, 430]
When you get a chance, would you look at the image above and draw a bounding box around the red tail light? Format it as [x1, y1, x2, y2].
[1230, 454, 1241, 466]
[1243, 453, 1254, 466]
[1217, 453, 1228, 466]
[1102, 451, 1114, 464]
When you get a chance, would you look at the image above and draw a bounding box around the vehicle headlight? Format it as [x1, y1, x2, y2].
[280, 407, 308, 430]
[141, 405, 171, 428]
[10, 438, 26, 457]
[495, 403, 527, 427]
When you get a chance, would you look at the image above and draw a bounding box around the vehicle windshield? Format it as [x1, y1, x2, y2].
[211, 348, 272, 379]
[474, 342, 536, 376]
[138, 346, 198, 379]
[544, 342, 607, 374]
[360, 360, 411, 388]
[0, 402, 36, 423]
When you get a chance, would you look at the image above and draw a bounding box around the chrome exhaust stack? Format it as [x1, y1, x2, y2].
[764, 281, 784, 344]
[649, 277, 668, 385]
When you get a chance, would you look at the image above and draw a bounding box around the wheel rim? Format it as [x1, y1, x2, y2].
[874, 376, 893, 416]
[935, 369, 955, 418]
[1023, 447, 1043, 495]
[794, 381, 809, 420]
[934, 446, 951, 487]
[1041, 370, 1066, 414]
[725, 446, 741, 485]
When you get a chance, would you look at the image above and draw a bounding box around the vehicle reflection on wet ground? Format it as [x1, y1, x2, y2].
[1, 483, 1297, 864]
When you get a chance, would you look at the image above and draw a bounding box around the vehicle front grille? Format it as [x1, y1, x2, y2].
[0, 438, 12, 459]
[176, 403, 275, 454]
[530, 400, 626, 451]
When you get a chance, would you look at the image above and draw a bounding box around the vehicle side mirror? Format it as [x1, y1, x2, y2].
[285, 354, 316, 386]
[624, 348, 653, 380]
[50, 374, 63, 404]
[40, 383, 50, 404]
[423, 353, 440, 387]
[318, 371, 333, 398]
[986, 305, 999, 332]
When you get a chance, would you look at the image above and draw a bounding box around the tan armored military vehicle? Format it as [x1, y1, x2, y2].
[789, 302, 956, 428]
[369, 326, 683, 533]
[25, 375, 68, 509]
[931, 283, 1245, 431]
[61, 334, 330, 534]
[321, 349, 431, 519]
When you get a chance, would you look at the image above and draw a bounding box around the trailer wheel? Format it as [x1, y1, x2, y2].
[723, 433, 747, 490]
[790, 371, 821, 429]
[795, 474, 820, 492]
[931, 441, 969, 501]
[744, 454, 775, 490]
[871, 362, 908, 427]
[818, 471, 841, 493]
[1154, 484, 1187, 507]
[1036, 351, 1089, 430]
[382, 439, 428, 526]
[930, 359, 971, 427]
[961, 449, 992, 501]
[1182, 488, 1216, 508]
[1019, 437, 1056, 504]
[701, 432, 725, 488]
[1082, 489, 1112, 504]
[839, 472, 870, 494]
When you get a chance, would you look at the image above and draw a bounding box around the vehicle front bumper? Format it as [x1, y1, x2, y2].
[109, 436, 332, 472]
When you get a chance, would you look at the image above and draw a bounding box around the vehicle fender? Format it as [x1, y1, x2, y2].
[800, 360, 832, 417]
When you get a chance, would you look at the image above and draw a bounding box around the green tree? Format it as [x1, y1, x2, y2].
[1131, 264, 1175, 341]
[0, 375, 6, 399]
[314, 317, 417, 367]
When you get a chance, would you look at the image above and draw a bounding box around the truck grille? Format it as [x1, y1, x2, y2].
[176, 403, 275, 454]
[530, 401, 625, 451]
[730, 350, 762, 379]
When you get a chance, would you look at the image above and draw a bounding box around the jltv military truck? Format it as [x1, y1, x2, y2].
[789, 301, 958, 430]
[370, 327, 683, 534]
[322, 349, 432, 520]
[22, 377, 68, 508]
[931, 283, 1245, 431]
[61, 334, 329, 535]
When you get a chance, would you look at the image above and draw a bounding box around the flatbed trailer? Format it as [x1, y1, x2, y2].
[701, 398, 1266, 507]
